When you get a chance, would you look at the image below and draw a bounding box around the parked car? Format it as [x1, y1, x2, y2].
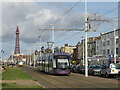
[88, 65, 101, 75]
[118, 71, 120, 80]
[100, 63, 120, 78]
[72, 65, 85, 73]
[73, 65, 80, 73]
[71, 65, 76, 72]
[77, 65, 85, 74]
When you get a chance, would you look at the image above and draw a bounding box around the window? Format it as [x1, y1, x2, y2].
[103, 42, 105, 46]
[116, 48, 119, 54]
[107, 49, 110, 54]
[111, 50, 113, 54]
[108, 41, 110, 45]
[116, 39, 118, 43]
[97, 46, 99, 50]
[103, 50, 105, 54]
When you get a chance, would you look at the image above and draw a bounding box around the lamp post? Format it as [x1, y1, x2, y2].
[29, 48, 32, 66]
[33, 42, 36, 67]
[39, 36, 41, 56]
[82, 37, 85, 65]
[114, 28, 116, 64]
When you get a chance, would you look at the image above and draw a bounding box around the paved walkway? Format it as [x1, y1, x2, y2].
[2, 80, 41, 86]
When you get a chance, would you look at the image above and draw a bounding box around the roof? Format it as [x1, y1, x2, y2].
[54, 52, 70, 56]
[101, 29, 120, 36]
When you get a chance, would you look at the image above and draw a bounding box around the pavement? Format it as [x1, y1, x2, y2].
[2, 80, 41, 86]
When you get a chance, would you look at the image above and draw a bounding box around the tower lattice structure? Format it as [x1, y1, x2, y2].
[14, 26, 20, 54]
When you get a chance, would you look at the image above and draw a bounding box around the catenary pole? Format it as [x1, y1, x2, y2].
[85, 0, 88, 77]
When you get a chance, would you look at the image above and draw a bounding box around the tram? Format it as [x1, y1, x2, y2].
[37, 52, 71, 75]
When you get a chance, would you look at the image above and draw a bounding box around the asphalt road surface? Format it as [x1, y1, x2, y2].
[21, 66, 120, 89]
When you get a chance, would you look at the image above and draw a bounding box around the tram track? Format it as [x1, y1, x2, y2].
[21, 66, 119, 88]
[21, 66, 59, 88]
[44, 74, 79, 88]
[22, 66, 78, 88]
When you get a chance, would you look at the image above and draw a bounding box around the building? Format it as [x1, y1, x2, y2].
[76, 37, 97, 64]
[75, 29, 120, 65]
[95, 36, 102, 55]
[87, 37, 96, 57]
[100, 29, 119, 57]
[73, 42, 80, 61]
[77, 41, 83, 61]
[76, 41, 84, 64]
[60, 44, 76, 55]
[118, 29, 120, 57]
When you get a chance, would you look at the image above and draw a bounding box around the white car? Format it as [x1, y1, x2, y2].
[100, 63, 120, 77]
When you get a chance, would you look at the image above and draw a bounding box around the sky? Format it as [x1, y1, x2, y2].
[0, 0, 119, 58]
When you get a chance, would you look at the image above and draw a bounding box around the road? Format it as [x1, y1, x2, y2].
[21, 66, 120, 89]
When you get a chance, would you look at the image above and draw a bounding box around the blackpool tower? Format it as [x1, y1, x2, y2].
[14, 26, 20, 54]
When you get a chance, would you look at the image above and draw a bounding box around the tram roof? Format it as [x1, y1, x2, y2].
[54, 52, 70, 56]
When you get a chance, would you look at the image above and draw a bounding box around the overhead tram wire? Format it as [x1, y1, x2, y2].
[90, 16, 119, 30]
[56, 24, 86, 44]
[55, 24, 84, 36]
[56, 5, 120, 45]
[39, 1, 82, 45]
[41, 2, 119, 45]
[53, 0, 83, 35]
[92, 5, 120, 20]
[56, 32, 81, 44]
[38, 0, 82, 41]
[55, 3, 120, 42]
[40, 0, 81, 30]
[54, 16, 118, 44]
[55, 16, 119, 44]
[88, 5, 120, 31]
[52, 1, 81, 26]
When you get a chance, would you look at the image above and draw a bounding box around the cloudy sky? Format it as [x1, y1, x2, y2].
[0, 0, 118, 58]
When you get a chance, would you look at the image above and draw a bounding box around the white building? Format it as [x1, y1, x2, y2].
[118, 29, 120, 56]
[100, 30, 119, 57]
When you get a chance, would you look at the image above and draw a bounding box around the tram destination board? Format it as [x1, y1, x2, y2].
[55, 55, 69, 59]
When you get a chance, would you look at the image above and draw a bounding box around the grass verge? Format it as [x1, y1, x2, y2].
[2, 67, 44, 89]
[2, 67, 32, 80]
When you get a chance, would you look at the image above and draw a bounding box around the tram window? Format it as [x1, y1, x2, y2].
[58, 62, 67, 65]
[64, 63, 67, 65]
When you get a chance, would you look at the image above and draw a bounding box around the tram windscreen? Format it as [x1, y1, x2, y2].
[57, 59, 69, 63]
[57, 59, 69, 69]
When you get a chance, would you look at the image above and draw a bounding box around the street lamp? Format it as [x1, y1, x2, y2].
[33, 42, 36, 67]
[38, 36, 41, 56]
[29, 48, 32, 66]
[114, 28, 116, 64]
